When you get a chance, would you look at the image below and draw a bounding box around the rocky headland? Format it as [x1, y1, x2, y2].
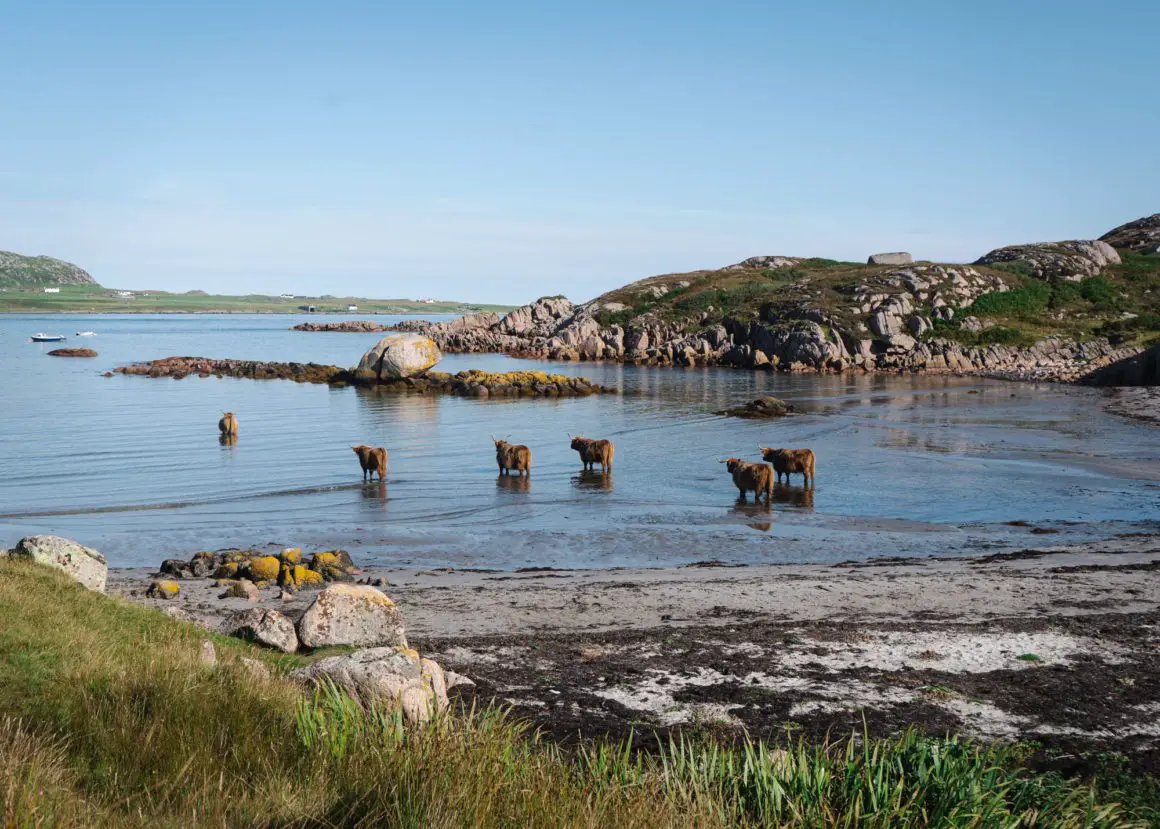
[382, 214, 1158, 385]
[290, 320, 391, 332]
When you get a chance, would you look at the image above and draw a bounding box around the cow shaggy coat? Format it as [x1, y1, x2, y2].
[218, 412, 238, 436]
[352, 445, 388, 481]
[495, 439, 532, 477]
[760, 447, 816, 487]
[725, 458, 773, 502]
[570, 436, 614, 472]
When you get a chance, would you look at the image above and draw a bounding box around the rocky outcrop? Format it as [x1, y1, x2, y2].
[1099, 214, 1160, 254]
[223, 608, 299, 653]
[362, 369, 615, 398]
[291, 646, 450, 725]
[354, 334, 442, 381]
[974, 241, 1121, 281]
[115, 357, 350, 383]
[291, 320, 390, 332]
[722, 255, 803, 271]
[5, 536, 107, 592]
[868, 252, 913, 265]
[297, 584, 408, 649]
[1080, 342, 1160, 387]
[47, 348, 97, 357]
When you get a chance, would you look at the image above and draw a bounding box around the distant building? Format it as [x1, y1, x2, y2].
[280, 293, 294, 299]
[43, 287, 60, 293]
[116, 291, 134, 298]
[417, 297, 438, 304]
[347, 304, 358, 311]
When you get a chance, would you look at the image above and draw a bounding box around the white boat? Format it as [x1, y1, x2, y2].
[31, 333, 67, 342]
[75, 331, 97, 337]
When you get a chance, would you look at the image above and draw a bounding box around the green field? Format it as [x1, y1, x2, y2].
[0, 283, 512, 315]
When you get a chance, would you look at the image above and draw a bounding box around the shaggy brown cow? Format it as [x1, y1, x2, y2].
[218, 412, 238, 437]
[569, 435, 614, 472]
[723, 458, 773, 502]
[759, 447, 816, 487]
[494, 439, 532, 477]
[351, 444, 388, 481]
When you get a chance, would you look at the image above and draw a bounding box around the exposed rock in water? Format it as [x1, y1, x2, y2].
[354, 333, 442, 380]
[1099, 213, 1160, 254]
[974, 240, 1121, 281]
[297, 583, 408, 649]
[291, 646, 450, 726]
[47, 348, 98, 357]
[4, 535, 107, 592]
[867, 252, 913, 265]
[716, 396, 798, 418]
[291, 320, 390, 332]
[115, 357, 351, 383]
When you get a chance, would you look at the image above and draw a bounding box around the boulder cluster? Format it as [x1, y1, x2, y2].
[157, 547, 356, 592]
[291, 320, 390, 332]
[367, 368, 615, 398]
[716, 396, 797, 419]
[115, 357, 349, 383]
[974, 240, 1121, 282]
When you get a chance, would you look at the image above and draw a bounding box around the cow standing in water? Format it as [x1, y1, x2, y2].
[494, 439, 532, 477]
[352, 445, 388, 481]
[218, 412, 238, 437]
[759, 447, 816, 488]
[569, 435, 614, 472]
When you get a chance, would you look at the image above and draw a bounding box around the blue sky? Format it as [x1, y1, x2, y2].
[1, 1, 1156, 304]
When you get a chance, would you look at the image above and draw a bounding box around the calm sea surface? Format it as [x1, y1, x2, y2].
[2, 313, 1157, 569]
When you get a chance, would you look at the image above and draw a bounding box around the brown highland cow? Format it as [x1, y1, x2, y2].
[724, 458, 774, 502]
[352, 444, 388, 481]
[569, 435, 615, 472]
[759, 447, 816, 487]
[218, 412, 238, 437]
[495, 439, 532, 477]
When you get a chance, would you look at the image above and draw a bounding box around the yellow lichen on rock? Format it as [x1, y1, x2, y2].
[146, 579, 180, 599]
[294, 565, 324, 586]
[279, 548, 302, 564]
[245, 555, 281, 583]
[212, 561, 240, 579]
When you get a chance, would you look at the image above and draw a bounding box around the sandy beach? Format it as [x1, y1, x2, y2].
[111, 532, 1160, 770]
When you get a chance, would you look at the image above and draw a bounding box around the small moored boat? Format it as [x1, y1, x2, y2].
[31, 333, 67, 342]
[75, 331, 97, 337]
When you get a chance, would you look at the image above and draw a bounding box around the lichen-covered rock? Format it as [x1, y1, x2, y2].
[146, 579, 180, 600]
[1099, 213, 1160, 254]
[160, 558, 190, 578]
[291, 646, 450, 725]
[974, 240, 1121, 281]
[219, 579, 260, 602]
[243, 555, 281, 584]
[279, 563, 325, 589]
[297, 584, 407, 649]
[354, 334, 442, 382]
[308, 550, 359, 582]
[8, 535, 107, 592]
[189, 551, 219, 578]
[223, 607, 299, 653]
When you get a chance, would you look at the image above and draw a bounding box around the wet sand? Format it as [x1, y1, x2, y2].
[111, 533, 1160, 770]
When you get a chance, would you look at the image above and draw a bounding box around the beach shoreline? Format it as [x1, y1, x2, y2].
[110, 533, 1160, 769]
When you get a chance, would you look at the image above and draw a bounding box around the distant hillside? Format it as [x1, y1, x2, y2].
[0, 251, 97, 288]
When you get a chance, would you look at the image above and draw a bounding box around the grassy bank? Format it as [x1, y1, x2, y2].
[0, 283, 512, 315]
[1, 559, 1156, 828]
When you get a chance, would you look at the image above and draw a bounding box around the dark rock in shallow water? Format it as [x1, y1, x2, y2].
[716, 396, 797, 418]
[47, 348, 97, 357]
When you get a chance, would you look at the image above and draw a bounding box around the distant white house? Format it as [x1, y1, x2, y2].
[280, 293, 294, 299]
[116, 290, 134, 298]
[43, 287, 60, 293]
[347, 304, 358, 311]
[417, 297, 438, 304]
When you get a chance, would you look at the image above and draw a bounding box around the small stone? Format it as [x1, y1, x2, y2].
[223, 607, 299, 653]
[219, 579, 260, 602]
[199, 640, 217, 668]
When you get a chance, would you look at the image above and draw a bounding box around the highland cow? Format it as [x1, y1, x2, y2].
[759, 447, 816, 487]
[218, 412, 238, 437]
[494, 439, 532, 477]
[351, 444, 388, 481]
[569, 435, 614, 472]
[723, 458, 774, 502]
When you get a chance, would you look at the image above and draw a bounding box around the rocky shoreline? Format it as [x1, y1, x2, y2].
[108, 533, 1160, 767]
[113, 357, 616, 398]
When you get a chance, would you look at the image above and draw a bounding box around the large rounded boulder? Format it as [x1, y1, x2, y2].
[5, 535, 107, 592]
[354, 333, 441, 382]
[296, 583, 407, 649]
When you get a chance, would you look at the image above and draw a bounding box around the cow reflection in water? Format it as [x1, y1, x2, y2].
[572, 470, 613, 491]
[360, 481, 387, 503]
[772, 483, 814, 511]
[218, 433, 238, 448]
[731, 498, 773, 532]
[496, 473, 531, 493]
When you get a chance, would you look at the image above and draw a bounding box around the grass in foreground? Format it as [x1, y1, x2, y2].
[1, 559, 1157, 827]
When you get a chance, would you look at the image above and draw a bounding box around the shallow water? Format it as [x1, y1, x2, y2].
[2, 313, 1157, 568]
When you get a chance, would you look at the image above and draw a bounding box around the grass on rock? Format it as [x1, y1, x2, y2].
[1, 559, 1157, 827]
